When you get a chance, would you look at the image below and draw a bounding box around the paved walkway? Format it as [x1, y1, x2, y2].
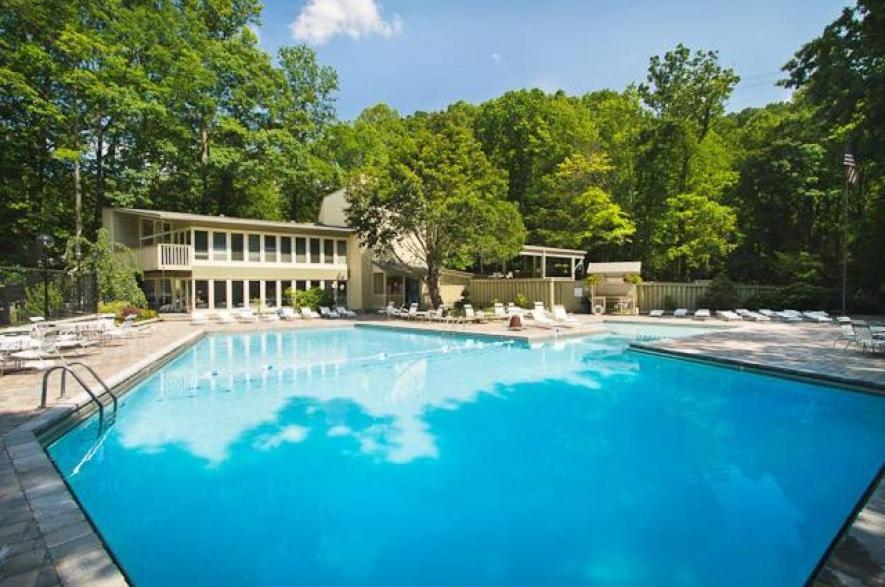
[0, 315, 882, 585]
[629, 319, 885, 389]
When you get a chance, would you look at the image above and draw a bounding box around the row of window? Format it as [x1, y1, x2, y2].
[193, 279, 346, 309]
[192, 231, 347, 264]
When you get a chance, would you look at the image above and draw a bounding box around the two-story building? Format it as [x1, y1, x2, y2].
[101, 190, 470, 312]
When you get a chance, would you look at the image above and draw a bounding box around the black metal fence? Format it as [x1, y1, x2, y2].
[0, 267, 97, 326]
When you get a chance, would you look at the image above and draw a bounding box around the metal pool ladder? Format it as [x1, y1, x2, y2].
[41, 362, 119, 426]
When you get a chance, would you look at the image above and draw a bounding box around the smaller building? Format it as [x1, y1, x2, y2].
[586, 262, 642, 315]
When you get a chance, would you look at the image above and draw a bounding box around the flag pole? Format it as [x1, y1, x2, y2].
[841, 175, 848, 315]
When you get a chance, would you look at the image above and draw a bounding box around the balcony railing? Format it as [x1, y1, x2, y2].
[137, 243, 192, 271]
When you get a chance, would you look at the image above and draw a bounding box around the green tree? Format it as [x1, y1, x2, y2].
[530, 153, 635, 255]
[652, 192, 739, 280]
[66, 229, 146, 306]
[346, 112, 525, 306]
[638, 43, 740, 140]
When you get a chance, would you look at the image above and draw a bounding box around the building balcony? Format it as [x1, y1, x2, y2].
[137, 243, 193, 271]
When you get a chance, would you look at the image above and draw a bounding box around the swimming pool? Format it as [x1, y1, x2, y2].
[47, 326, 885, 586]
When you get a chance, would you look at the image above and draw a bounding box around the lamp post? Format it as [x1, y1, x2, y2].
[36, 234, 54, 318]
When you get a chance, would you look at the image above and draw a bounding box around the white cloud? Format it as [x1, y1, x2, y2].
[491, 53, 502, 64]
[290, 0, 402, 46]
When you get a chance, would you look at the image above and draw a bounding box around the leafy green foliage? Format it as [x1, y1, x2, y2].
[67, 229, 146, 307]
[285, 287, 334, 311]
[24, 282, 63, 318]
[346, 110, 526, 306]
[698, 274, 738, 310]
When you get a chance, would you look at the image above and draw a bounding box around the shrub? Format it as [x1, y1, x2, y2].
[99, 300, 155, 323]
[662, 295, 678, 312]
[514, 292, 531, 309]
[779, 282, 828, 310]
[742, 291, 782, 310]
[24, 282, 64, 318]
[286, 287, 334, 310]
[698, 274, 738, 310]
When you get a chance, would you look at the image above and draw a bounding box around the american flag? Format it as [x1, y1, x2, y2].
[844, 147, 860, 185]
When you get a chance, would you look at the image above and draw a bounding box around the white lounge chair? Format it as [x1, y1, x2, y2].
[301, 306, 320, 319]
[460, 304, 485, 324]
[401, 303, 420, 320]
[673, 308, 688, 318]
[833, 323, 858, 350]
[336, 306, 357, 318]
[528, 309, 560, 329]
[736, 309, 770, 321]
[319, 306, 340, 319]
[552, 305, 579, 327]
[716, 310, 742, 321]
[853, 322, 884, 354]
[775, 310, 803, 322]
[803, 311, 832, 323]
[237, 308, 258, 323]
[491, 303, 508, 320]
[693, 309, 711, 320]
[262, 308, 280, 322]
[215, 310, 235, 324]
[279, 307, 299, 320]
[649, 309, 664, 317]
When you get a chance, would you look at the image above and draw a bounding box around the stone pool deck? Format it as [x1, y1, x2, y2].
[0, 314, 882, 585]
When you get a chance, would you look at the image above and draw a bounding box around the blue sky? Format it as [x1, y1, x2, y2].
[256, 0, 849, 120]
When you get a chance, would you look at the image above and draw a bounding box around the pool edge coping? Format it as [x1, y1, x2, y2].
[2, 329, 207, 586]
[629, 342, 885, 395]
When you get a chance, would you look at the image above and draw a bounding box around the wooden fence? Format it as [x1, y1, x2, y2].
[469, 278, 781, 314]
[470, 278, 587, 312]
[636, 281, 781, 313]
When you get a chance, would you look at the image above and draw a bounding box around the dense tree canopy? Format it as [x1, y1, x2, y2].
[345, 111, 525, 306]
[2, 0, 884, 310]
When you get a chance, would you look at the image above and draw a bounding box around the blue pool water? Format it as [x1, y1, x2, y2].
[48, 326, 885, 586]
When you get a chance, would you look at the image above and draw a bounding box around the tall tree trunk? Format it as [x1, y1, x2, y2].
[93, 119, 105, 236]
[426, 263, 442, 308]
[200, 124, 210, 213]
[74, 156, 82, 256]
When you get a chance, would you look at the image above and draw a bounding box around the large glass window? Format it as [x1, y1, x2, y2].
[194, 280, 209, 309]
[323, 239, 334, 264]
[141, 220, 154, 246]
[337, 281, 347, 306]
[248, 234, 260, 262]
[231, 234, 244, 261]
[232, 281, 244, 307]
[264, 235, 277, 263]
[295, 280, 307, 292]
[248, 281, 260, 306]
[213, 280, 227, 308]
[295, 238, 307, 263]
[337, 240, 347, 264]
[212, 232, 227, 261]
[309, 239, 320, 264]
[194, 231, 208, 260]
[265, 280, 277, 307]
[280, 237, 292, 263]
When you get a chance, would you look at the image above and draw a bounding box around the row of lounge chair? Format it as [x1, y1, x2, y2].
[0, 315, 152, 375]
[191, 306, 357, 325]
[382, 301, 581, 330]
[834, 321, 885, 354]
[647, 308, 841, 323]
